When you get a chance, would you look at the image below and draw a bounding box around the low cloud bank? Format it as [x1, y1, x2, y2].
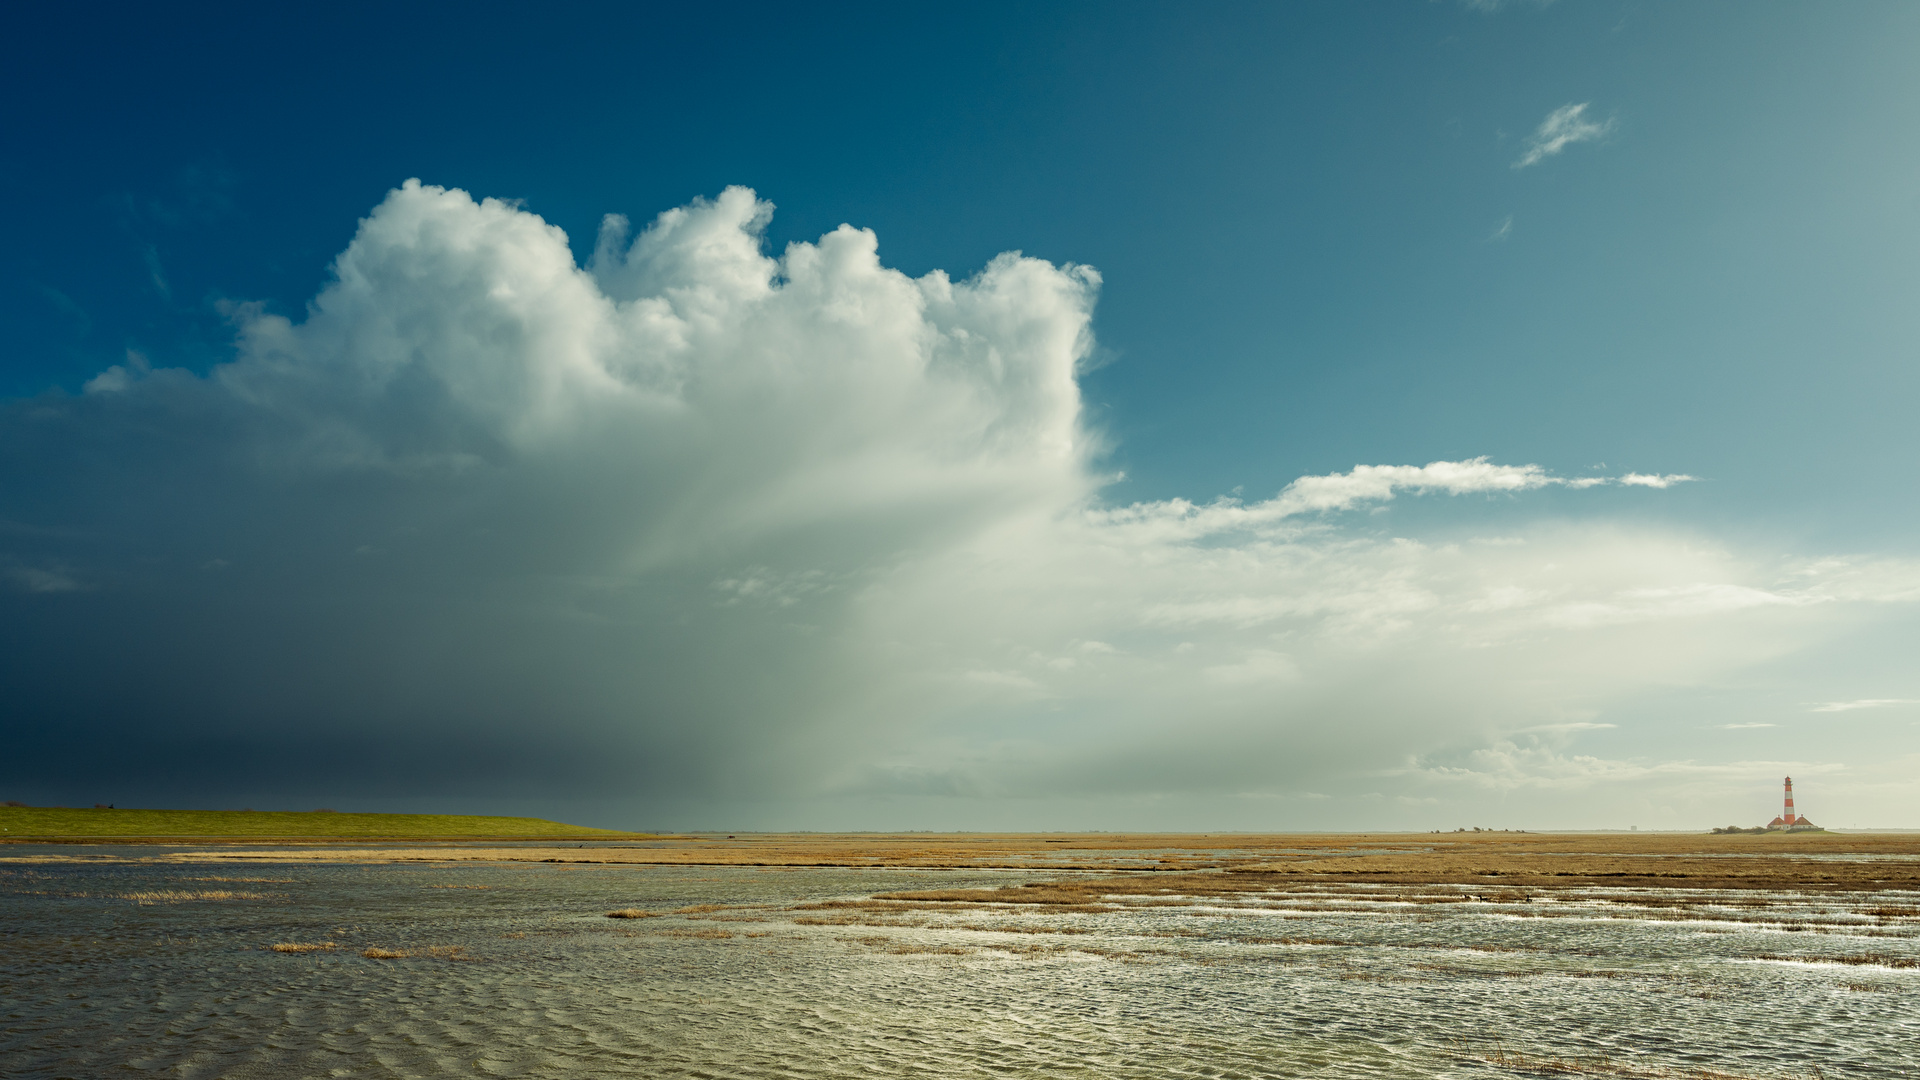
[3, 182, 1914, 827]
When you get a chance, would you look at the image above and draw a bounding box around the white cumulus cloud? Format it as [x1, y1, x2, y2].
[3, 180, 1916, 828]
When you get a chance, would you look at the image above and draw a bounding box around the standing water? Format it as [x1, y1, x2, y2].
[3, 850, 1915, 1078]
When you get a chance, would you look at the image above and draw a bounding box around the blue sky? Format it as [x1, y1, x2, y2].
[3, 2, 1917, 829]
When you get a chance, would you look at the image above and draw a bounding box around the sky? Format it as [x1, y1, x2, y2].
[3, 1, 1917, 831]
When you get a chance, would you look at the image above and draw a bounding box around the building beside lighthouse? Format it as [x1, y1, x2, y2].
[1766, 776, 1821, 831]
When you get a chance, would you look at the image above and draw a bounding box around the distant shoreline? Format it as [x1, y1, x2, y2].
[0, 806, 644, 842]
[8, 830, 1919, 894]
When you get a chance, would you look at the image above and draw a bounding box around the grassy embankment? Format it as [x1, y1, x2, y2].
[0, 806, 641, 841]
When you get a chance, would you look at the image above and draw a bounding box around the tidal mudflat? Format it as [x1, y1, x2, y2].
[4, 834, 1915, 1078]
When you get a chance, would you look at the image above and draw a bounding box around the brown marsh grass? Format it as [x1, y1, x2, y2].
[268, 941, 337, 953]
[22, 826, 1920, 880]
[872, 885, 1111, 908]
[117, 889, 270, 904]
[361, 945, 471, 960]
[1751, 952, 1919, 969]
[56, 831, 1917, 900]
[1458, 1042, 1825, 1079]
[875, 855, 1920, 915]
[835, 936, 975, 957]
[958, 922, 1096, 935]
[793, 914, 925, 927]
[792, 899, 1003, 914]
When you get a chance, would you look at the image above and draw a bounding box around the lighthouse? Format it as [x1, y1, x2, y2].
[1766, 776, 1818, 831]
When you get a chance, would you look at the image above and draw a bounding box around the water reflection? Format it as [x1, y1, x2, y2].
[2, 857, 1913, 1078]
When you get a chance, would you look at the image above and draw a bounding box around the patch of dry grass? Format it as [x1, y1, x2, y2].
[361, 945, 471, 960]
[267, 941, 336, 953]
[605, 908, 656, 919]
[833, 934, 973, 956]
[117, 889, 270, 904]
[982, 942, 1071, 958]
[792, 912, 929, 928]
[22, 829, 1920, 941]
[958, 922, 1095, 935]
[1751, 952, 1919, 969]
[793, 899, 998, 914]
[873, 885, 1111, 908]
[1458, 1042, 1825, 1079]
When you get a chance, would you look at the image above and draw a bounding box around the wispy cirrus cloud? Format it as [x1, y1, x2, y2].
[5, 564, 85, 593]
[1514, 102, 1616, 169]
[1462, 0, 1556, 12]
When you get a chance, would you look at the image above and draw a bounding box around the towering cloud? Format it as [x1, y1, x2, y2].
[3, 183, 1913, 826]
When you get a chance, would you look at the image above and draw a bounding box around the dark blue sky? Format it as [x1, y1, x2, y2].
[4, 2, 1917, 827]
[10, 2, 1915, 538]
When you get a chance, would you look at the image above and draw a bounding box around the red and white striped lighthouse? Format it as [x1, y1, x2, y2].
[1782, 776, 1796, 826]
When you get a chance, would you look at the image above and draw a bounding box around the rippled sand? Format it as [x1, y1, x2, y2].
[3, 839, 1915, 1078]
